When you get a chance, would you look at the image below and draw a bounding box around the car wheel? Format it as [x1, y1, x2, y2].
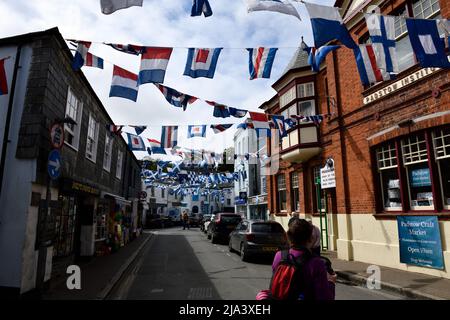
[240, 243, 248, 262]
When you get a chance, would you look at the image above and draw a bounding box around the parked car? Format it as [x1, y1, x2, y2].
[229, 220, 288, 262]
[189, 213, 201, 227]
[200, 214, 211, 232]
[146, 214, 173, 229]
[207, 213, 242, 244]
[203, 214, 215, 234]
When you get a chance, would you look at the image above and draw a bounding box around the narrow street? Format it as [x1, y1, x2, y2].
[107, 228, 408, 300]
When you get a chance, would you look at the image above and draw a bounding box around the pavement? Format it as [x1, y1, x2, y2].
[322, 251, 450, 300]
[41, 228, 450, 300]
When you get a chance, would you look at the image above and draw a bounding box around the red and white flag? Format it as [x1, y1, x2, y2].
[249, 112, 270, 129]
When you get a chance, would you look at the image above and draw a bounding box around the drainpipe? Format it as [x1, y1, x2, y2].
[0, 45, 22, 197]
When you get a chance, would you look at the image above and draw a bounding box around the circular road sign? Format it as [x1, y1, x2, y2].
[50, 123, 64, 149]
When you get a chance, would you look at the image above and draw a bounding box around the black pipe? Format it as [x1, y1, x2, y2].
[0, 44, 22, 197]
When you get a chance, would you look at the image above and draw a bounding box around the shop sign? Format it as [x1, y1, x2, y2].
[410, 168, 431, 187]
[397, 216, 444, 270]
[71, 181, 100, 195]
[363, 67, 439, 105]
[320, 159, 336, 189]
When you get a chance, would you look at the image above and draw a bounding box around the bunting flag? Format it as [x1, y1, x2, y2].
[271, 115, 287, 137]
[106, 124, 124, 135]
[131, 125, 147, 135]
[184, 48, 222, 79]
[206, 101, 230, 118]
[155, 84, 198, 111]
[405, 18, 450, 68]
[147, 139, 166, 155]
[109, 65, 139, 101]
[0, 58, 8, 95]
[249, 112, 270, 129]
[353, 44, 394, 86]
[191, 0, 213, 17]
[210, 124, 233, 134]
[304, 2, 356, 49]
[126, 132, 146, 151]
[139, 47, 173, 84]
[247, 47, 278, 79]
[161, 126, 178, 148]
[303, 42, 340, 72]
[72, 41, 91, 70]
[365, 14, 398, 73]
[100, 0, 143, 15]
[284, 117, 297, 130]
[246, 0, 301, 20]
[84, 52, 104, 69]
[229, 107, 248, 118]
[187, 125, 207, 138]
[106, 43, 143, 55]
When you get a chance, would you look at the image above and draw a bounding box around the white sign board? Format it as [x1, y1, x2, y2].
[320, 164, 336, 189]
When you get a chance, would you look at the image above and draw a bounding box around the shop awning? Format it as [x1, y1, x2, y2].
[101, 191, 132, 205]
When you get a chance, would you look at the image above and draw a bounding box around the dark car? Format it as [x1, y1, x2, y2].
[207, 213, 242, 244]
[188, 213, 201, 227]
[229, 220, 288, 262]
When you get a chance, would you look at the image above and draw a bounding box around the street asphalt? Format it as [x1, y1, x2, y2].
[107, 227, 408, 300]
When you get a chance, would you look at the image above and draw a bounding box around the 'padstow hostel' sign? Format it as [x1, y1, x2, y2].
[397, 216, 444, 270]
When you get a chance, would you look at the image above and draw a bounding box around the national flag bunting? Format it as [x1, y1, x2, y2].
[72, 41, 91, 70]
[271, 115, 287, 138]
[85, 52, 104, 69]
[246, 0, 301, 20]
[184, 48, 222, 79]
[139, 47, 173, 84]
[126, 132, 146, 151]
[106, 124, 124, 135]
[106, 43, 143, 55]
[147, 138, 167, 155]
[210, 124, 233, 134]
[247, 47, 278, 79]
[109, 65, 139, 101]
[354, 44, 394, 86]
[161, 126, 178, 148]
[155, 84, 198, 111]
[303, 42, 340, 72]
[206, 101, 231, 118]
[229, 107, 248, 118]
[187, 125, 207, 138]
[0, 58, 8, 95]
[191, 0, 213, 17]
[131, 125, 147, 135]
[100, 0, 143, 15]
[249, 112, 270, 129]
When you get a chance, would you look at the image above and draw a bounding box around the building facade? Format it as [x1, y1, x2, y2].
[0, 28, 142, 296]
[262, 0, 450, 279]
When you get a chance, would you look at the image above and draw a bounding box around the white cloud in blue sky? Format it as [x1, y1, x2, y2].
[0, 0, 334, 159]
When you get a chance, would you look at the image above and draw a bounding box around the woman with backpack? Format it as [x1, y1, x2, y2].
[259, 218, 336, 300]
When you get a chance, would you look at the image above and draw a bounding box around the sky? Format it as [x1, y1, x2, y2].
[0, 0, 334, 160]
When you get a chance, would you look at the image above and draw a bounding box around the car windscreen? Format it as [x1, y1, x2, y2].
[220, 215, 241, 224]
[251, 223, 285, 234]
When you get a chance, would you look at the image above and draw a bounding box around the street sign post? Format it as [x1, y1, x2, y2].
[50, 123, 64, 149]
[48, 149, 61, 180]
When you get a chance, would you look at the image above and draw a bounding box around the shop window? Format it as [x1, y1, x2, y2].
[433, 127, 450, 209]
[64, 88, 83, 150]
[86, 114, 99, 162]
[103, 133, 113, 172]
[291, 172, 300, 212]
[277, 174, 287, 212]
[297, 82, 314, 98]
[54, 196, 77, 257]
[116, 151, 123, 179]
[402, 134, 434, 210]
[376, 143, 402, 210]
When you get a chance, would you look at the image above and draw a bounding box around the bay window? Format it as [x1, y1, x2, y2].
[297, 82, 314, 98]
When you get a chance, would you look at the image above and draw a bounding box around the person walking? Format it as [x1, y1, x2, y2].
[182, 210, 190, 230]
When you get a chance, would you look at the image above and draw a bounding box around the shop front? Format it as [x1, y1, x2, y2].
[248, 195, 268, 220]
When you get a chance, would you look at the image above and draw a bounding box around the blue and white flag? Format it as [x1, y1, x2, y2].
[206, 101, 230, 118]
[210, 124, 233, 134]
[155, 84, 198, 111]
[184, 48, 222, 79]
[365, 14, 398, 73]
[187, 125, 207, 138]
[161, 126, 178, 148]
[303, 42, 340, 72]
[246, 0, 301, 20]
[131, 125, 147, 135]
[100, 0, 143, 15]
[126, 132, 146, 151]
[191, 0, 213, 17]
[271, 115, 287, 138]
[304, 2, 356, 49]
[247, 47, 278, 79]
[405, 18, 450, 68]
[72, 41, 91, 71]
[229, 107, 248, 118]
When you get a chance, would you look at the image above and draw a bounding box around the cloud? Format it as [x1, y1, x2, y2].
[0, 0, 334, 159]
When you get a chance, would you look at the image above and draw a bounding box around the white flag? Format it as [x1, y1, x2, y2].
[245, 0, 301, 20]
[100, 0, 143, 15]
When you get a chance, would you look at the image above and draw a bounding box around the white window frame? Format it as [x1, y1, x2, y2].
[116, 150, 123, 179]
[280, 86, 296, 108]
[103, 133, 113, 172]
[64, 87, 83, 150]
[298, 100, 316, 118]
[277, 174, 287, 212]
[85, 114, 99, 163]
[377, 143, 402, 211]
[291, 173, 300, 212]
[297, 82, 315, 99]
[433, 128, 450, 210]
[412, 0, 440, 19]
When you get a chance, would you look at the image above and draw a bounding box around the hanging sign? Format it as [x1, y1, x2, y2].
[397, 216, 444, 270]
[320, 158, 336, 189]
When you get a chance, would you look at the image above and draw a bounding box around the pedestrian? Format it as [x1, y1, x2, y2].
[305, 218, 321, 256]
[270, 218, 336, 300]
[182, 210, 190, 230]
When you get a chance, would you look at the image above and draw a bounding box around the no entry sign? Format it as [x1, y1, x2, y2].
[50, 123, 64, 149]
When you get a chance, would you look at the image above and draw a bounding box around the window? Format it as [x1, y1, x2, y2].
[86, 114, 99, 162]
[277, 174, 287, 211]
[64, 88, 83, 149]
[280, 86, 296, 108]
[297, 82, 314, 98]
[433, 127, 450, 209]
[402, 134, 433, 210]
[262, 176, 267, 194]
[376, 143, 402, 210]
[116, 151, 123, 179]
[282, 129, 299, 150]
[291, 172, 300, 212]
[103, 133, 113, 172]
[412, 0, 440, 19]
[54, 196, 77, 257]
[298, 100, 316, 117]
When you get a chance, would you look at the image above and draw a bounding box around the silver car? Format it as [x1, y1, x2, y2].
[203, 214, 215, 234]
[229, 220, 288, 262]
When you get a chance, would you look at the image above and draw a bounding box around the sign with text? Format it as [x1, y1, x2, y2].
[410, 168, 431, 187]
[397, 216, 444, 270]
[320, 161, 336, 189]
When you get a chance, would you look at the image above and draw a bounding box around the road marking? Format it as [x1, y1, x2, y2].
[150, 288, 164, 293]
[187, 287, 213, 299]
[226, 253, 231, 257]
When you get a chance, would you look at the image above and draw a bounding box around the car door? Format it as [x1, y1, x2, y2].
[231, 222, 242, 250]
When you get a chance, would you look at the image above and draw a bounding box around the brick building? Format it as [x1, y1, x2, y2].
[0, 28, 142, 296]
[262, 0, 450, 279]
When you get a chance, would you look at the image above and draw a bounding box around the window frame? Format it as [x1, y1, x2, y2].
[85, 113, 99, 163]
[64, 87, 83, 150]
[103, 133, 113, 172]
[277, 174, 287, 212]
[116, 150, 123, 180]
[291, 172, 300, 212]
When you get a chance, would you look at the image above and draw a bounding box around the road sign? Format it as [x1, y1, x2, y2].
[48, 150, 61, 180]
[50, 123, 64, 149]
